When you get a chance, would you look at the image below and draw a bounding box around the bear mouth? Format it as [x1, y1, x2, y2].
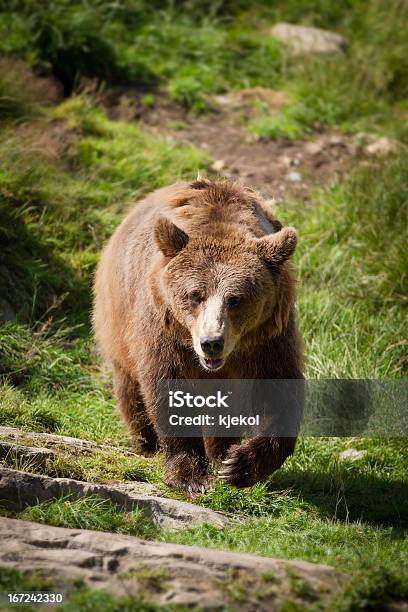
[200, 357, 224, 371]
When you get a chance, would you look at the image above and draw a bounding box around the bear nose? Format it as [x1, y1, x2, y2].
[200, 335, 224, 357]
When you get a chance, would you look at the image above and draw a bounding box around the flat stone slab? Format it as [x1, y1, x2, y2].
[0, 426, 161, 495]
[0, 517, 342, 609]
[0, 441, 56, 468]
[0, 426, 135, 455]
[0, 468, 230, 530]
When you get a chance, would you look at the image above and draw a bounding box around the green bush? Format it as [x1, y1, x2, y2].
[168, 75, 208, 111]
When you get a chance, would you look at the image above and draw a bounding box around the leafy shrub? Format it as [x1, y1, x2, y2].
[168, 75, 208, 111]
[248, 113, 305, 141]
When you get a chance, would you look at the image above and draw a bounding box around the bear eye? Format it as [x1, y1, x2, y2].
[189, 291, 204, 305]
[227, 295, 241, 308]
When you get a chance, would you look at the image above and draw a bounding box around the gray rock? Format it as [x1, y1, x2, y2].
[286, 171, 302, 183]
[0, 428, 161, 495]
[0, 426, 136, 456]
[214, 88, 287, 112]
[211, 159, 226, 172]
[279, 154, 292, 167]
[365, 137, 399, 157]
[339, 448, 367, 462]
[0, 441, 56, 468]
[305, 140, 325, 155]
[0, 468, 230, 529]
[271, 23, 348, 55]
[111, 480, 163, 497]
[328, 135, 345, 146]
[0, 517, 342, 609]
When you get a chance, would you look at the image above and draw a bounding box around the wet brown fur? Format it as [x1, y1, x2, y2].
[93, 178, 303, 491]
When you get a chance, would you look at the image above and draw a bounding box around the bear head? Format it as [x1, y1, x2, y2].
[152, 200, 297, 372]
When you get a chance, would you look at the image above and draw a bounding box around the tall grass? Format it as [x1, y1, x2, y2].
[291, 154, 408, 378]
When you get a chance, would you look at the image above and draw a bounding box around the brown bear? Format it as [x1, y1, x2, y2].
[93, 177, 304, 492]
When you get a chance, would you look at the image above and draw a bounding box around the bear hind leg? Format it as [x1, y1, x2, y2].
[164, 437, 213, 495]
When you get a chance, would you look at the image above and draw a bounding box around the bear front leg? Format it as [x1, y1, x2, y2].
[218, 437, 297, 488]
[113, 363, 159, 456]
[164, 437, 213, 495]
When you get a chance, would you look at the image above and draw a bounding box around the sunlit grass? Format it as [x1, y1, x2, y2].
[17, 495, 159, 539]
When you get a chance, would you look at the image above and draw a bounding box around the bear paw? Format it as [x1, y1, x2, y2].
[218, 443, 257, 488]
[165, 472, 214, 496]
[165, 452, 214, 496]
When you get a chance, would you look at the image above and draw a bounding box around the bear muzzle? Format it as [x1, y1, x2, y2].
[199, 335, 225, 371]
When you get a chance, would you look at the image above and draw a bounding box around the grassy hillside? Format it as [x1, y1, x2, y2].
[0, 1, 407, 610]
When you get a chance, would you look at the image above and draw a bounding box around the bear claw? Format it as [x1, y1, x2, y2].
[218, 444, 257, 488]
[165, 473, 214, 496]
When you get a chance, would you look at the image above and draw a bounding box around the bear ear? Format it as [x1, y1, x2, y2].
[154, 216, 189, 258]
[190, 174, 211, 190]
[255, 227, 297, 267]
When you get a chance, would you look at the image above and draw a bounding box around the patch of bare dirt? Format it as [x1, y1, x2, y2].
[105, 90, 359, 200]
[172, 121, 356, 200]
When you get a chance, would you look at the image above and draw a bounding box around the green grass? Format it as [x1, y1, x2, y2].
[0, 62, 38, 122]
[160, 435, 408, 606]
[17, 495, 159, 539]
[292, 153, 408, 379]
[174, 437, 406, 608]
[245, 0, 408, 139]
[124, 15, 282, 112]
[0, 94, 208, 324]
